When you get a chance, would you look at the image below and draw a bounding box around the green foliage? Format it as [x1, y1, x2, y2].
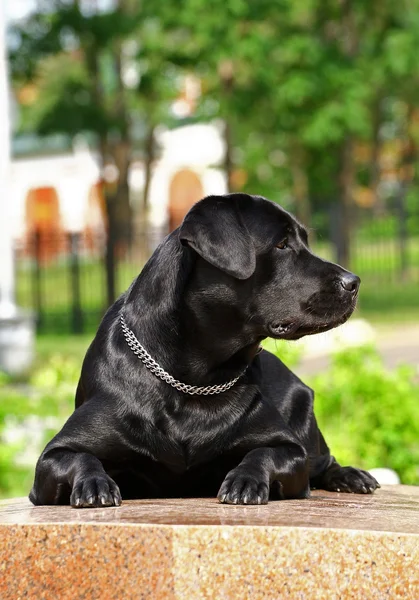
[358, 280, 419, 323]
[309, 345, 419, 484]
[0, 354, 76, 499]
[9, 0, 419, 263]
[262, 338, 303, 369]
[18, 54, 110, 136]
[1, 340, 418, 498]
[0, 388, 34, 498]
[9, 0, 185, 139]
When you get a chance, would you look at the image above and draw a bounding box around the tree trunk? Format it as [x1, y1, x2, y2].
[84, 47, 118, 308]
[290, 143, 311, 230]
[131, 123, 155, 262]
[112, 140, 132, 243]
[336, 137, 355, 268]
[99, 138, 117, 308]
[396, 104, 416, 282]
[142, 124, 155, 216]
[111, 41, 133, 245]
[223, 120, 233, 192]
[103, 179, 117, 308]
[105, 39, 133, 304]
[370, 98, 384, 215]
[219, 60, 234, 192]
[141, 123, 155, 257]
[334, 0, 358, 268]
[98, 138, 132, 308]
[395, 184, 408, 282]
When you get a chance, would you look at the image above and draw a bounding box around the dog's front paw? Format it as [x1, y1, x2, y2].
[70, 475, 122, 508]
[323, 466, 380, 494]
[217, 469, 269, 505]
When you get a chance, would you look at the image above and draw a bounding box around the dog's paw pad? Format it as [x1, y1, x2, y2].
[70, 475, 122, 508]
[325, 467, 379, 495]
[217, 470, 269, 505]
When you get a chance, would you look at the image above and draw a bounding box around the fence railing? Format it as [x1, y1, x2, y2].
[15, 228, 165, 334]
[15, 208, 419, 334]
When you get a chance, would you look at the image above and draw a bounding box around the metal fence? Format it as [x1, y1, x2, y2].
[335, 202, 419, 284]
[15, 227, 166, 334]
[15, 206, 419, 334]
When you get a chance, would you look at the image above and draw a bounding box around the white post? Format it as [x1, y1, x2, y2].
[0, 4, 16, 318]
[0, 5, 34, 375]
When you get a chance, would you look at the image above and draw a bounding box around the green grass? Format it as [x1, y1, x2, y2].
[15, 238, 419, 335]
[313, 237, 419, 280]
[313, 238, 419, 323]
[16, 257, 141, 334]
[356, 280, 419, 324]
[35, 334, 92, 365]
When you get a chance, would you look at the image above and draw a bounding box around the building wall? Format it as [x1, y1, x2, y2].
[10, 123, 228, 257]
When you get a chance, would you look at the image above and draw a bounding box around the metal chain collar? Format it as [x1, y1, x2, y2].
[120, 314, 246, 396]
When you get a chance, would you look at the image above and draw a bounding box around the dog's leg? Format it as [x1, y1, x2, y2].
[312, 459, 380, 494]
[310, 430, 379, 494]
[29, 400, 123, 508]
[217, 444, 309, 505]
[30, 449, 122, 507]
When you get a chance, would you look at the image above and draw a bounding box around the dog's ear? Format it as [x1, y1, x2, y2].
[179, 196, 256, 279]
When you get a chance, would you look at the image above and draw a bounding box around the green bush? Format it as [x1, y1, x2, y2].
[308, 345, 419, 484]
[0, 356, 76, 499]
[1, 341, 418, 500]
[261, 338, 303, 368]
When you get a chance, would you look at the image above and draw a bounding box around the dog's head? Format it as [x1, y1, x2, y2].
[179, 193, 359, 341]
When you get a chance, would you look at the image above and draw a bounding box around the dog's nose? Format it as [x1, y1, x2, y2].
[340, 272, 360, 293]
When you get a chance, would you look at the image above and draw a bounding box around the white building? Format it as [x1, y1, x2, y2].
[10, 122, 228, 257]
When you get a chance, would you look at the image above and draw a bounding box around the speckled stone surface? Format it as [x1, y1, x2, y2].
[1, 486, 418, 599]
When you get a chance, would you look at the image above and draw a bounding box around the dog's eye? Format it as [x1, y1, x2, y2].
[276, 238, 288, 250]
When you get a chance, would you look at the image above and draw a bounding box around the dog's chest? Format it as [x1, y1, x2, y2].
[160, 442, 210, 474]
[151, 405, 235, 474]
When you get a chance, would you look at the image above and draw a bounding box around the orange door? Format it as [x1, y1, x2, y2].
[168, 169, 204, 231]
[25, 187, 64, 261]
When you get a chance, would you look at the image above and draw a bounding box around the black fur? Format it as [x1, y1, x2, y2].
[30, 193, 378, 507]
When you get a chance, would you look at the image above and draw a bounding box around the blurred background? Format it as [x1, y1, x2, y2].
[0, 0, 418, 499]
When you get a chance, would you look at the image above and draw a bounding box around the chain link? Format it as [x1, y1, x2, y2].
[120, 314, 246, 395]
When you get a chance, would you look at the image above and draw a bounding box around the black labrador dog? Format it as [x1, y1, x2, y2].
[30, 193, 378, 507]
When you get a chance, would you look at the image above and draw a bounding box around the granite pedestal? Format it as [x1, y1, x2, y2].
[1, 485, 418, 599]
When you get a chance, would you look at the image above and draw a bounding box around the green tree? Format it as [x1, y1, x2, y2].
[10, 0, 419, 277]
[170, 0, 419, 267]
[9, 0, 181, 304]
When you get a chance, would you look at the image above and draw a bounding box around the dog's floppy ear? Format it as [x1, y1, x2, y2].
[179, 195, 256, 279]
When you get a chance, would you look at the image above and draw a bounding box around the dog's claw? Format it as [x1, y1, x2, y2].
[323, 466, 380, 495]
[112, 494, 121, 506]
[218, 470, 270, 505]
[70, 475, 121, 508]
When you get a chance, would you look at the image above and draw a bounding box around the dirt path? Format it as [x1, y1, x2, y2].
[294, 323, 419, 377]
